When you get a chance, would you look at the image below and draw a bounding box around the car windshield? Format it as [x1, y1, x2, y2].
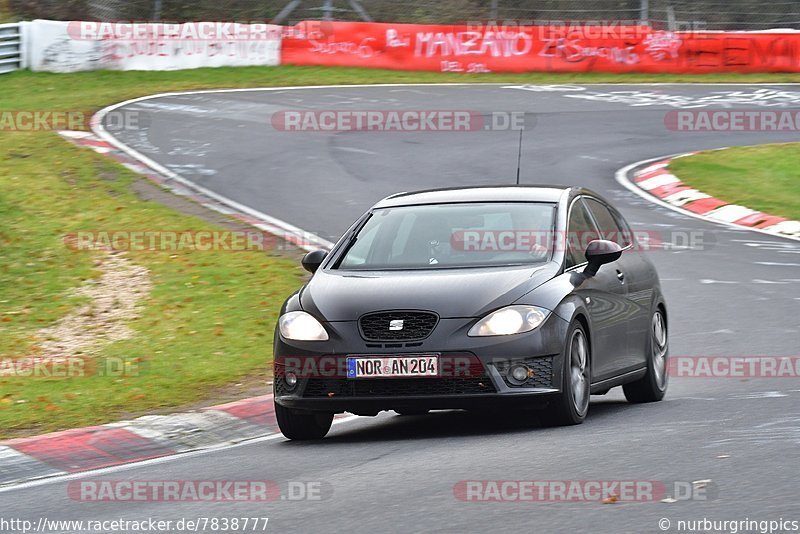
[336, 202, 556, 270]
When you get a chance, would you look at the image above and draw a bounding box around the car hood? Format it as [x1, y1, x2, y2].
[300, 263, 558, 321]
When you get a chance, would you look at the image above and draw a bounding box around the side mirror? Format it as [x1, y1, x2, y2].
[301, 250, 328, 274]
[583, 240, 623, 277]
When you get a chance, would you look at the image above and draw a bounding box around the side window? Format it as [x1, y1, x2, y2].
[583, 198, 629, 248]
[609, 208, 634, 248]
[566, 199, 599, 268]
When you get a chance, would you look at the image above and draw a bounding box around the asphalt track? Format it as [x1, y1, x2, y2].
[3, 84, 800, 533]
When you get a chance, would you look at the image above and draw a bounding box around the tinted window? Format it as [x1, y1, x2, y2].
[609, 208, 634, 247]
[566, 199, 599, 268]
[583, 198, 630, 247]
[337, 202, 556, 270]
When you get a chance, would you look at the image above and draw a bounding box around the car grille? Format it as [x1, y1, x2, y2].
[358, 311, 439, 341]
[302, 376, 496, 398]
[493, 356, 554, 388]
[274, 375, 292, 396]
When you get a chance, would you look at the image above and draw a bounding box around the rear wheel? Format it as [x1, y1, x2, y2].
[541, 321, 590, 426]
[275, 402, 333, 440]
[623, 308, 668, 403]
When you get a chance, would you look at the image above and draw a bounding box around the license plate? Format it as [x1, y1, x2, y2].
[347, 355, 439, 379]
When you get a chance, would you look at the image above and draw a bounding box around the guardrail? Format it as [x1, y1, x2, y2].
[0, 23, 23, 74]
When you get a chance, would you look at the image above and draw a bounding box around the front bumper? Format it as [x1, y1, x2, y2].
[273, 314, 569, 415]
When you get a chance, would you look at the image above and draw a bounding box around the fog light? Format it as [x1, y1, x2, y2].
[508, 364, 531, 386]
[284, 372, 298, 390]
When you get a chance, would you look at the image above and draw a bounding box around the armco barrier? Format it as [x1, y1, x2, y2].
[281, 21, 800, 74]
[0, 23, 23, 74]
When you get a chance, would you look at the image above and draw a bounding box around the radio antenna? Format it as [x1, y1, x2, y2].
[515, 128, 523, 185]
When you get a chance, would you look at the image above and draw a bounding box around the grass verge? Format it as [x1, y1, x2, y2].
[0, 1, 12, 23]
[669, 144, 800, 221]
[1, 65, 799, 438]
[1, 66, 800, 112]
[0, 133, 305, 437]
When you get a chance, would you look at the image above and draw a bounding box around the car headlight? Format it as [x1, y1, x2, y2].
[279, 311, 329, 341]
[468, 305, 549, 337]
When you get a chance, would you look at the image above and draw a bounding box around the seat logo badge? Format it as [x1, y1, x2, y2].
[389, 320, 404, 331]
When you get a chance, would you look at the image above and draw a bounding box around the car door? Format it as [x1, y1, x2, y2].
[609, 205, 655, 371]
[565, 197, 630, 382]
[582, 197, 647, 374]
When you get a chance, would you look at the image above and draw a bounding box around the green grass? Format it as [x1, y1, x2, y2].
[0, 1, 11, 23]
[2, 66, 800, 114]
[0, 132, 306, 436]
[669, 144, 800, 221]
[1, 65, 800, 437]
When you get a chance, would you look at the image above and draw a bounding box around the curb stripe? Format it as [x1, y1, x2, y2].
[680, 197, 729, 214]
[705, 205, 758, 223]
[633, 168, 668, 183]
[762, 220, 800, 238]
[637, 173, 680, 190]
[649, 182, 691, 199]
[733, 212, 788, 228]
[110, 411, 269, 451]
[1, 396, 285, 486]
[5, 427, 176, 473]
[207, 395, 277, 428]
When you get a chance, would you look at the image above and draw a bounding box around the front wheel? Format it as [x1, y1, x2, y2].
[541, 321, 590, 426]
[275, 402, 333, 440]
[623, 308, 668, 403]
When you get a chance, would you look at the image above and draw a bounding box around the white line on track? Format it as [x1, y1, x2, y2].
[0, 415, 360, 494]
[94, 83, 800, 248]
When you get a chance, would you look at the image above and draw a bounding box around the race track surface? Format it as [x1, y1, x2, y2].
[3, 84, 799, 533]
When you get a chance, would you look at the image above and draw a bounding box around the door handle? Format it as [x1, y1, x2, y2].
[616, 270, 625, 282]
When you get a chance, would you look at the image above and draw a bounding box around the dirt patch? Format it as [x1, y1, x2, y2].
[34, 251, 152, 358]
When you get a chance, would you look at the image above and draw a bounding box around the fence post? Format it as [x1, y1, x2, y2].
[152, 0, 163, 21]
[640, 0, 650, 24]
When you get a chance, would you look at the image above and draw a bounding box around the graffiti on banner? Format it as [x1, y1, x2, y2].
[282, 21, 800, 74]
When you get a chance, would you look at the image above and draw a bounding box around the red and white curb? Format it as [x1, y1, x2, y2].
[0, 396, 284, 487]
[1, 394, 354, 488]
[618, 151, 800, 241]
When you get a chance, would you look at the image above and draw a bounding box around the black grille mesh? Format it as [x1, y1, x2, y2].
[359, 311, 438, 341]
[493, 356, 554, 388]
[302, 375, 496, 398]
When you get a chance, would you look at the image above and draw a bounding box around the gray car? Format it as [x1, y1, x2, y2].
[273, 186, 668, 440]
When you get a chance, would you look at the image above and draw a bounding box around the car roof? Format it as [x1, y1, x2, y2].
[373, 185, 571, 208]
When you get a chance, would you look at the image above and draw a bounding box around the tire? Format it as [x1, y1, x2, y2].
[541, 321, 590, 426]
[623, 307, 668, 403]
[275, 402, 333, 440]
[395, 409, 429, 416]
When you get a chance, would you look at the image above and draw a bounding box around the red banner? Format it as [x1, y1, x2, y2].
[281, 21, 800, 73]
